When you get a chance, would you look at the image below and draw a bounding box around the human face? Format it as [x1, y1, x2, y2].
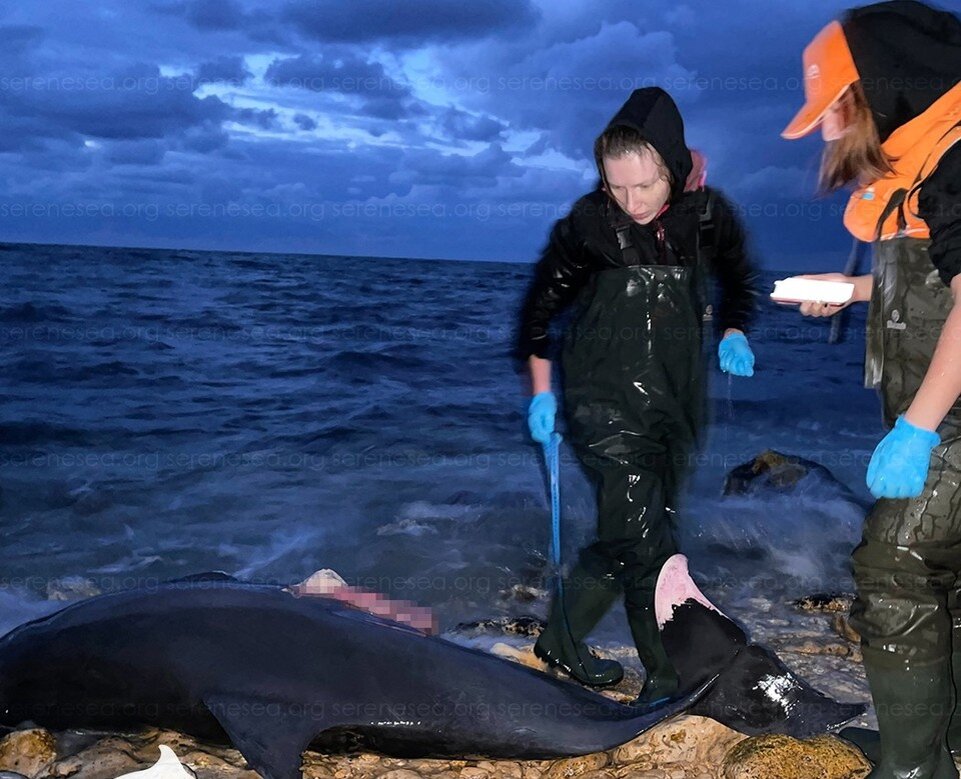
[821, 94, 848, 141]
[602, 151, 671, 225]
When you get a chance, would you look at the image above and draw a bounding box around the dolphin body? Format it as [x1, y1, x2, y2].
[654, 555, 866, 737]
[0, 573, 706, 779]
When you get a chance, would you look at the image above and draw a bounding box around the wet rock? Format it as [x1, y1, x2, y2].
[722, 734, 870, 779]
[474, 760, 521, 779]
[612, 715, 745, 772]
[0, 771, 30, 779]
[782, 640, 858, 658]
[489, 643, 548, 670]
[723, 451, 863, 506]
[47, 729, 253, 779]
[832, 614, 861, 644]
[497, 584, 548, 604]
[793, 594, 853, 614]
[46, 577, 102, 601]
[723, 451, 813, 494]
[0, 728, 57, 778]
[451, 616, 545, 639]
[542, 752, 608, 778]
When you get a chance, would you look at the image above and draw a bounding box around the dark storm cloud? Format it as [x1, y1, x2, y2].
[104, 139, 167, 166]
[430, 21, 699, 162]
[281, 0, 540, 44]
[439, 108, 507, 143]
[181, 0, 245, 31]
[233, 106, 280, 130]
[264, 50, 417, 120]
[195, 55, 252, 86]
[2, 61, 230, 143]
[264, 51, 409, 97]
[292, 113, 316, 131]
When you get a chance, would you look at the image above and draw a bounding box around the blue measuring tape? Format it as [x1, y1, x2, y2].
[542, 431, 563, 571]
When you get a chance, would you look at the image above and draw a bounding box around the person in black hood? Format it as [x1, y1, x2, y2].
[782, 2, 961, 777]
[516, 87, 759, 708]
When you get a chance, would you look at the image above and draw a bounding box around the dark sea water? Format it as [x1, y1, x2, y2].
[0, 241, 881, 641]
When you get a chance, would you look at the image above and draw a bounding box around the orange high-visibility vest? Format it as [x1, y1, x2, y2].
[844, 82, 961, 242]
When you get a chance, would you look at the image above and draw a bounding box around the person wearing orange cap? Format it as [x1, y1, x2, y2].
[782, 2, 961, 777]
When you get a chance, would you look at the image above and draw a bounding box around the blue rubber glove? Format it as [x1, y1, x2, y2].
[866, 415, 940, 499]
[527, 391, 557, 444]
[718, 332, 755, 377]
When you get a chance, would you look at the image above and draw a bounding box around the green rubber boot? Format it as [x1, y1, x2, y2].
[534, 564, 624, 687]
[626, 602, 679, 711]
[862, 647, 958, 779]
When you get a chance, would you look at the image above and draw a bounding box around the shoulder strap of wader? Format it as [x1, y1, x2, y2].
[697, 189, 717, 264]
[613, 222, 640, 265]
[608, 199, 641, 265]
[877, 188, 908, 240]
[695, 189, 717, 325]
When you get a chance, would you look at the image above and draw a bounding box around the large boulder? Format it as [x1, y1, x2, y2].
[722, 734, 870, 779]
[0, 729, 57, 779]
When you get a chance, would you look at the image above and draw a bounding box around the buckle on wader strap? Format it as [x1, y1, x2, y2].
[697, 190, 716, 323]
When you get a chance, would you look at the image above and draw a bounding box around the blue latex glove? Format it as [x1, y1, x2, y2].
[527, 391, 557, 444]
[866, 415, 940, 499]
[718, 332, 755, 377]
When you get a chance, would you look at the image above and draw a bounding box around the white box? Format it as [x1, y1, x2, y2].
[771, 277, 855, 305]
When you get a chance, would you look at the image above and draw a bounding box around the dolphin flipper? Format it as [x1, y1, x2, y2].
[203, 693, 321, 779]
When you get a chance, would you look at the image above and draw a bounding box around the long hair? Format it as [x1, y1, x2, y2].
[819, 80, 896, 192]
[593, 125, 672, 189]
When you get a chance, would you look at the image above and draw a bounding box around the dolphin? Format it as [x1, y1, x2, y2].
[654, 555, 866, 737]
[0, 572, 710, 779]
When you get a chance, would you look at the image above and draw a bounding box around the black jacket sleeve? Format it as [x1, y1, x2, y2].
[515, 213, 593, 361]
[706, 188, 760, 335]
[918, 142, 961, 288]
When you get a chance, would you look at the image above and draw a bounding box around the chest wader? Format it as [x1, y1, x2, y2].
[532, 205, 711, 702]
[848, 235, 961, 778]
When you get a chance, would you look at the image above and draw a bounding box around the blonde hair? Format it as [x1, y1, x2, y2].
[594, 125, 672, 187]
[819, 81, 896, 192]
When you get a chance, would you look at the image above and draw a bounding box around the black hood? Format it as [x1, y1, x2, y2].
[600, 87, 693, 201]
[842, 0, 961, 142]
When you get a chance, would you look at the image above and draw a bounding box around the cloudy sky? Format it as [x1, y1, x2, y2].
[0, 0, 869, 269]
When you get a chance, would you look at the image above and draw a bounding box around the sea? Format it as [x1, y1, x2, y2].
[0, 241, 881, 646]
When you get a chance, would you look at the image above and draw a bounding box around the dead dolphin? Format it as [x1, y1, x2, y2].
[654, 555, 865, 737]
[0, 572, 709, 779]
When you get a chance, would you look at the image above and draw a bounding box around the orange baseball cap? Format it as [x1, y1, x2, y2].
[782, 20, 861, 139]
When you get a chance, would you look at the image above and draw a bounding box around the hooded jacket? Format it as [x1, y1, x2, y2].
[516, 87, 758, 361]
[843, 1, 961, 285]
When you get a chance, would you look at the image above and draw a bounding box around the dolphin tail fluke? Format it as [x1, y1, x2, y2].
[838, 727, 880, 763]
[689, 643, 865, 737]
[654, 554, 866, 738]
[204, 693, 319, 779]
[656, 555, 748, 691]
